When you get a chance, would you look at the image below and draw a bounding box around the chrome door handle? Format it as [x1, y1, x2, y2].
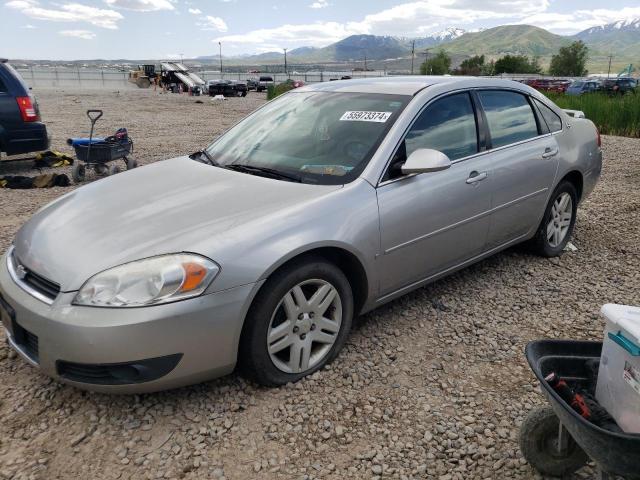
[542, 147, 559, 159]
[466, 171, 488, 184]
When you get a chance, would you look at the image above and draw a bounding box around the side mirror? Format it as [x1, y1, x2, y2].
[401, 148, 451, 175]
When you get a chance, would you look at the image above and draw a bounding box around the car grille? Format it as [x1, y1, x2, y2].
[12, 321, 39, 363]
[10, 250, 60, 302]
[22, 268, 60, 300]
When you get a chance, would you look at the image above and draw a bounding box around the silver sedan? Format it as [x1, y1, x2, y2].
[0, 77, 602, 392]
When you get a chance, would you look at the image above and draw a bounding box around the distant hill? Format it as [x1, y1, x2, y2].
[288, 35, 408, 62]
[229, 29, 467, 64]
[191, 21, 637, 72]
[289, 46, 318, 56]
[413, 28, 466, 48]
[573, 18, 640, 58]
[441, 25, 570, 57]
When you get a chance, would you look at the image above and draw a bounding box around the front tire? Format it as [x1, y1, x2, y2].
[239, 257, 353, 386]
[529, 181, 577, 257]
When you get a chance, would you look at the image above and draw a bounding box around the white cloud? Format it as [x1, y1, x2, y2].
[198, 15, 228, 32]
[59, 29, 96, 39]
[21, 23, 37, 28]
[518, 7, 640, 34]
[213, 0, 640, 54]
[187, 7, 201, 14]
[215, 0, 551, 49]
[5, 0, 124, 29]
[103, 0, 174, 11]
[215, 21, 365, 47]
[310, 0, 329, 8]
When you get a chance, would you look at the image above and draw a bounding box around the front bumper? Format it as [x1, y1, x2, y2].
[0, 252, 259, 393]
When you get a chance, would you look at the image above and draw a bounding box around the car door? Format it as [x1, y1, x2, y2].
[476, 90, 560, 248]
[376, 92, 493, 296]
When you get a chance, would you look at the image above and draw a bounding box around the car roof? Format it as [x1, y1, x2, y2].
[298, 75, 532, 96]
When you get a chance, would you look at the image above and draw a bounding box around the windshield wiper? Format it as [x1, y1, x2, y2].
[190, 149, 219, 166]
[226, 164, 302, 183]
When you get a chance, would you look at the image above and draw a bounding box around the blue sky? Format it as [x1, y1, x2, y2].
[1, 0, 639, 60]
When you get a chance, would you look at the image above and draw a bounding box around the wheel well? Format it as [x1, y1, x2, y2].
[268, 247, 369, 315]
[561, 171, 583, 202]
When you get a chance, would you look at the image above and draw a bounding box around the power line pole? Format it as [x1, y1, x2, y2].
[607, 54, 613, 78]
[284, 48, 288, 75]
[218, 42, 223, 74]
[364, 54, 367, 72]
[411, 40, 415, 75]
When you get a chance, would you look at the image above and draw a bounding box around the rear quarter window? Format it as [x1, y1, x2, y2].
[533, 99, 562, 133]
[0, 76, 7, 93]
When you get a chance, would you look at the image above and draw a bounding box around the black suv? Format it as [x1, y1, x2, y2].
[602, 78, 637, 95]
[0, 59, 49, 157]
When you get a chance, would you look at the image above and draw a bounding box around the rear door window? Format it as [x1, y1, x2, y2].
[478, 91, 540, 148]
[0, 76, 7, 93]
[404, 92, 478, 161]
[533, 99, 562, 133]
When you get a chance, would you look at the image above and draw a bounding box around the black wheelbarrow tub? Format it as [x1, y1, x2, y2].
[73, 139, 133, 163]
[526, 340, 640, 478]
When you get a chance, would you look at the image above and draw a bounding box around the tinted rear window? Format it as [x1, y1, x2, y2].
[0, 76, 7, 93]
[3, 63, 29, 93]
[478, 91, 539, 149]
[259, 76, 273, 81]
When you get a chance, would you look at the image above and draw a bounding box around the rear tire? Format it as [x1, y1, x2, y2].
[125, 157, 138, 170]
[519, 406, 588, 477]
[107, 163, 121, 176]
[529, 181, 577, 257]
[238, 257, 353, 386]
[72, 163, 86, 183]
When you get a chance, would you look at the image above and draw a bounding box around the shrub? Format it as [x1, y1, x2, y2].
[545, 92, 640, 138]
[494, 55, 542, 74]
[420, 50, 451, 75]
[267, 81, 295, 100]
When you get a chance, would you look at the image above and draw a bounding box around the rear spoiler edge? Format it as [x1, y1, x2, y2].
[563, 109, 585, 119]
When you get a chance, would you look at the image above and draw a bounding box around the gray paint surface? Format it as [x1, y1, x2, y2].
[1, 76, 602, 392]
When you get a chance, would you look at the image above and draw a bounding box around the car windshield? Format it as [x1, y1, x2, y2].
[571, 81, 585, 88]
[205, 91, 409, 185]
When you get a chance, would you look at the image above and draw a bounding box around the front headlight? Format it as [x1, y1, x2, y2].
[73, 254, 220, 307]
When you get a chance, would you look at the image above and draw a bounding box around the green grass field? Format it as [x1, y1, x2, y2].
[545, 92, 640, 138]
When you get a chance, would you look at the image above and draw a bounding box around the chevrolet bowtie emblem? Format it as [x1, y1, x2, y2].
[15, 264, 27, 280]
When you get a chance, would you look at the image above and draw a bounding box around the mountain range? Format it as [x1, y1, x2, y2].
[207, 19, 640, 71]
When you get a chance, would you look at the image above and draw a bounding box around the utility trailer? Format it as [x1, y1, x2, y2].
[160, 62, 205, 93]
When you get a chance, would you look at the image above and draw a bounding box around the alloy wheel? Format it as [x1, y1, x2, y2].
[266, 279, 342, 374]
[546, 192, 573, 248]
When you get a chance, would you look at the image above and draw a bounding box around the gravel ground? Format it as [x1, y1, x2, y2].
[0, 89, 639, 480]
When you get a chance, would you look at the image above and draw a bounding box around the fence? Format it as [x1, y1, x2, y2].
[16, 67, 390, 89]
[16, 67, 593, 90]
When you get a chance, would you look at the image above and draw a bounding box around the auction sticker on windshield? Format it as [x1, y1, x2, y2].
[340, 111, 392, 122]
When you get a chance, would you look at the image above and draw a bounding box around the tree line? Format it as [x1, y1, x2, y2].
[420, 41, 589, 77]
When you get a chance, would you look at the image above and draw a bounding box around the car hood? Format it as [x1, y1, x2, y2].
[13, 157, 341, 292]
